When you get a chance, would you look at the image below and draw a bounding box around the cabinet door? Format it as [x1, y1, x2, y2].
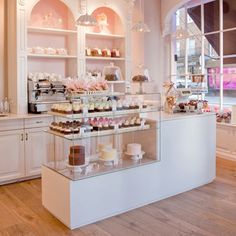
[0, 130, 24, 183]
[25, 128, 54, 177]
[216, 125, 232, 153]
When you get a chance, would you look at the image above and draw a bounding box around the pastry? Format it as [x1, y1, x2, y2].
[102, 48, 111, 57]
[127, 143, 141, 156]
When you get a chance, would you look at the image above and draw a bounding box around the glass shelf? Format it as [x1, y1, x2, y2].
[48, 106, 161, 120]
[46, 124, 152, 141]
[44, 156, 158, 181]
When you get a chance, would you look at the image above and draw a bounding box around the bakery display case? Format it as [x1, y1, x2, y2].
[45, 91, 161, 181]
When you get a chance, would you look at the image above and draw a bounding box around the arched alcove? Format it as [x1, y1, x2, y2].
[90, 7, 124, 35]
[29, 0, 76, 30]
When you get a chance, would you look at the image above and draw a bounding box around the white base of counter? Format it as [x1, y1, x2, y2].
[42, 113, 216, 229]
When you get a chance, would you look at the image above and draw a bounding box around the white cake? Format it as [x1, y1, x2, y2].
[127, 143, 141, 155]
[101, 148, 117, 161]
[98, 143, 112, 153]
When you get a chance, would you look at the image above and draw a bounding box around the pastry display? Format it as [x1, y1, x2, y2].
[51, 98, 154, 115]
[127, 143, 142, 155]
[103, 63, 122, 81]
[30, 47, 68, 56]
[64, 78, 109, 94]
[98, 143, 113, 152]
[216, 112, 231, 123]
[68, 145, 85, 166]
[49, 116, 147, 135]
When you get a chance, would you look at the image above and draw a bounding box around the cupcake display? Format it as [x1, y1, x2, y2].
[49, 117, 147, 136]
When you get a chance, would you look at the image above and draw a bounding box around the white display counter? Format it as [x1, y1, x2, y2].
[42, 113, 216, 229]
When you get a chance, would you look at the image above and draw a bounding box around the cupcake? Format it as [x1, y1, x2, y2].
[88, 103, 95, 113]
[73, 103, 82, 114]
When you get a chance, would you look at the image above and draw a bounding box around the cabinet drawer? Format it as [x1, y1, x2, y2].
[0, 119, 24, 131]
[24, 116, 53, 129]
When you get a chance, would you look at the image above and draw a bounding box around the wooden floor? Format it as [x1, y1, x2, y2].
[1, 158, 236, 236]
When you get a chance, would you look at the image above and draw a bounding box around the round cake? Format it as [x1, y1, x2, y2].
[127, 143, 141, 155]
[98, 143, 112, 153]
[101, 148, 117, 161]
[69, 145, 85, 166]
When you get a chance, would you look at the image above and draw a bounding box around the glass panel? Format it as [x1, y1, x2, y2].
[188, 36, 202, 74]
[204, 0, 220, 33]
[187, 5, 202, 36]
[175, 38, 186, 76]
[222, 59, 236, 106]
[223, 30, 236, 57]
[223, 0, 236, 30]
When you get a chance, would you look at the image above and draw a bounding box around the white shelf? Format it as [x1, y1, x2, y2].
[28, 54, 77, 59]
[86, 56, 125, 61]
[27, 27, 77, 35]
[47, 124, 151, 140]
[86, 32, 125, 40]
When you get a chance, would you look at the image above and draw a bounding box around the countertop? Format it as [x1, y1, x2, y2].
[0, 111, 215, 122]
[0, 113, 52, 121]
[160, 112, 216, 122]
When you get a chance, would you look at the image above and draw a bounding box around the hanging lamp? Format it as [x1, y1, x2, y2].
[132, 0, 150, 33]
[76, 0, 97, 27]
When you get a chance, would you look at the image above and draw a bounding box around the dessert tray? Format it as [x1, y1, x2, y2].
[125, 151, 145, 161]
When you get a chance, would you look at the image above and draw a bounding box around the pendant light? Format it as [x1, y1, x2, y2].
[76, 0, 97, 27]
[132, 0, 150, 33]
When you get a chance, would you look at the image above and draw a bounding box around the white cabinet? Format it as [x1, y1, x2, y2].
[0, 130, 25, 183]
[216, 123, 236, 161]
[25, 128, 54, 177]
[0, 116, 54, 184]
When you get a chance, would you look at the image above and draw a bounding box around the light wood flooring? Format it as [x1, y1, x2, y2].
[0, 158, 236, 236]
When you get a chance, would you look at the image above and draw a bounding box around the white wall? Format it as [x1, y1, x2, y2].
[0, 0, 5, 101]
[131, 0, 164, 93]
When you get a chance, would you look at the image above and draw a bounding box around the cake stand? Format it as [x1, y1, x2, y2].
[125, 151, 145, 161]
[66, 159, 90, 173]
[99, 157, 118, 166]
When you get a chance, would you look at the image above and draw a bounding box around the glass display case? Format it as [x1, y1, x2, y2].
[45, 92, 161, 181]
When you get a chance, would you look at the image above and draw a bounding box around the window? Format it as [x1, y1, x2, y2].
[171, 0, 236, 110]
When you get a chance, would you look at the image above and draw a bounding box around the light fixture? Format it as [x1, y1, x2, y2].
[76, 0, 97, 27]
[132, 0, 150, 33]
[172, 28, 189, 39]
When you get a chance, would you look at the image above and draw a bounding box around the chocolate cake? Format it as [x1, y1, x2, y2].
[69, 145, 85, 166]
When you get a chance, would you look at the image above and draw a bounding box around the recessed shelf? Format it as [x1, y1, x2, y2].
[27, 27, 77, 35]
[86, 56, 125, 61]
[28, 54, 77, 59]
[86, 32, 125, 40]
